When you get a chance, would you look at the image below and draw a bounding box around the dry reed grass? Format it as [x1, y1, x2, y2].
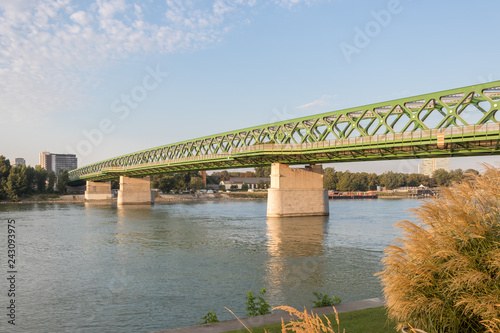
[226, 305, 342, 333]
[378, 165, 500, 332]
[274, 306, 341, 333]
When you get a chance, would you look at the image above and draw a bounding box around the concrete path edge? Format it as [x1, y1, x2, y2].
[153, 297, 385, 333]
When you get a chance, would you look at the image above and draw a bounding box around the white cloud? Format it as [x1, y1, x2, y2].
[296, 94, 337, 110]
[0, 0, 321, 123]
[273, 0, 319, 9]
[70, 11, 90, 25]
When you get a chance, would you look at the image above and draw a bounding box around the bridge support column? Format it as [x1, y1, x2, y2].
[117, 176, 154, 205]
[85, 181, 112, 201]
[267, 163, 329, 217]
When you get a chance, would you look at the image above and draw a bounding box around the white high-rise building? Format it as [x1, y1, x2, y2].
[418, 158, 450, 177]
[39, 152, 77, 175]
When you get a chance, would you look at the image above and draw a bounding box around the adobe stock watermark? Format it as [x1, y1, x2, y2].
[339, 0, 405, 64]
[68, 267, 129, 332]
[478, 73, 496, 84]
[66, 65, 168, 157]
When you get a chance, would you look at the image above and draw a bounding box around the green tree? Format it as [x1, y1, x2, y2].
[57, 169, 69, 193]
[158, 175, 176, 194]
[189, 177, 205, 192]
[47, 171, 56, 193]
[254, 166, 271, 178]
[379, 171, 405, 190]
[354, 172, 369, 191]
[449, 169, 463, 184]
[24, 166, 36, 194]
[0, 155, 11, 178]
[367, 173, 378, 190]
[173, 174, 187, 193]
[6, 166, 27, 201]
[464, 168, 479, 176]
[34, 165, 48, 193]
[0, 178, 7, 200]
[0, 155, 11, 200]
[220, 170, 230, 181]
[242, 171, 255, 178]
[206, 172, 221, 185]
[337, 172, 356, 191]
[323, 167, 337, 189]
[433, 169, 451, 186]
[241, 184, 249, 191]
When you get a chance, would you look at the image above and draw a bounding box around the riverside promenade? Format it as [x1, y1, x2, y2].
[153, 297, 385, 333]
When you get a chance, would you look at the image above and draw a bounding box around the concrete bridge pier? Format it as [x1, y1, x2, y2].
[267, 163, 329, 217]
[117, 176, 155, 205]
[85, 181, 112, 201]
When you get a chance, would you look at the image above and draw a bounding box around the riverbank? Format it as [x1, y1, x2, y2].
[0, 190, 431, 204]
[153, 297, 387, 333]
[0, 192, 269, 204]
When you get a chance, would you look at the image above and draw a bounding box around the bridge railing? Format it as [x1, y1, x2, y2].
[231, 122, 500, 154]
[72, 122, 500, 181]
[69, 82, 500, 183]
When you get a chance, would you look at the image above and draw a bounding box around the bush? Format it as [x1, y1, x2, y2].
[196, 311, 219, 325]
[311, 291, 341, 308]
[378, 166, 500, 332]
[246, 288, 271, 317]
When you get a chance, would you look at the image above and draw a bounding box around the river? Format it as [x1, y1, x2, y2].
[0, 198, 420, 332]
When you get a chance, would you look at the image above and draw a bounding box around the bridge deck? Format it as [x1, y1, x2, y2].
[69, 81, 500, 183]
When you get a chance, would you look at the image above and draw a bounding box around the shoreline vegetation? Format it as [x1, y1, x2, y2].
[0, 190, 430, 204]
[0, 155, 480, 203]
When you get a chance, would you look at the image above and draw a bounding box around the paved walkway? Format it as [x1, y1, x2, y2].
[153, 297, 385, 333]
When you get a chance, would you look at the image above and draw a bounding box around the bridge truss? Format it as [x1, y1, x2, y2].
[69, 81, 500, 183]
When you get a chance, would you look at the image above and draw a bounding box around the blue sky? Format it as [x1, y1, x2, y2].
[1, 0, 500, 173]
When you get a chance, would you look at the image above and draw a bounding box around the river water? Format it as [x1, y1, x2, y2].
[0, 199, 420, 332]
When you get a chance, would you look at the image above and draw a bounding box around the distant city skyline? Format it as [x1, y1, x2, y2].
[1, 1, 500, 172]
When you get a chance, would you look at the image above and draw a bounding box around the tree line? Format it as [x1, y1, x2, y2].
[151, 167, 272, 194]
[0, 156, 70, 201]
[1, 153, 480, 200]
[324, 167, 480, 191]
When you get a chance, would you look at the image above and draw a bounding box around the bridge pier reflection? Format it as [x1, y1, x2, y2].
[265, 215, 329, 307]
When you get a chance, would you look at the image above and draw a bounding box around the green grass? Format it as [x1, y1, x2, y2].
[223, 306, 398, 333]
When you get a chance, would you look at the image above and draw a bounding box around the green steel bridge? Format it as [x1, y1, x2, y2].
[69, 81, 500, 184]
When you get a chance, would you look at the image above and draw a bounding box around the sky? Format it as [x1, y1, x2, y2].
[1, 0, 500, 174]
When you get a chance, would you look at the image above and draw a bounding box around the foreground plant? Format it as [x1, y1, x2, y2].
[226, 305, 341, 333]
[246, 288, 271, 317]
[378, 166, 500, 332]
[311, 291, 341, 308]
[196, 310, 219, 325]
[276, 306, 340, 333]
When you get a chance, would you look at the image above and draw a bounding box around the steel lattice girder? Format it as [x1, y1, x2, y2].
[69, 81, 500, 183]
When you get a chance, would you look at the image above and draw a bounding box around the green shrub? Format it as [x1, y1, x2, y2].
[246, 288, 271, 317]
[196, 311, 219, 325]
[311, 291, 341, 308]
[379, 166, 500, 332]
